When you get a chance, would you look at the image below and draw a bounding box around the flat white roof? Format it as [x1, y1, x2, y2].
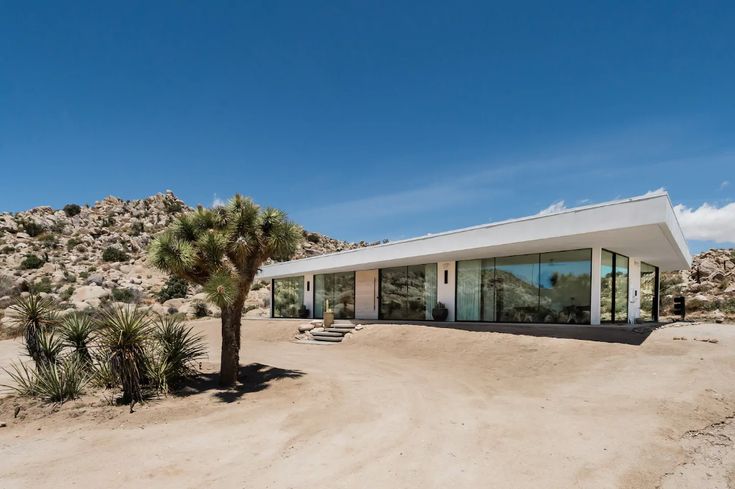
[259, 192, 692, 279]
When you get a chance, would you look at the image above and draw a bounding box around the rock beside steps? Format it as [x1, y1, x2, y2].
[295, 323, 363, 344]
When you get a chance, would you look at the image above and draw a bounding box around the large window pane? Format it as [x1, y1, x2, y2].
[539, 250, 591, 324]
[615, 255, 629, 321]
[314, 272, 355, 319]
[496, 254, 539, 322]
[273, 276, 304, 318]
[456, 259, 496, 321]
[600, 250, 614, 322]
[640, 263, 658, 322]
[380, 264, 437, 320]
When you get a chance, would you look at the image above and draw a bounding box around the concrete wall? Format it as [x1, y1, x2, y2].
[628, 258, 641, 324]
[303, 274, 314, 318]
[436, 261, 456, 321]
[355, 269, 379, 320]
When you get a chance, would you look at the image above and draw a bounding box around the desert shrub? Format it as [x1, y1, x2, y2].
[305, 232, 320, 243]
[191, 300, 209, 318]
[150, 315, 206, 390]
[63, 271, 77, 283]
[101, 216, 115, 228]
[19, 254, 44, 270]
[7, 293, 60, 365]
[63, 204, 81, 217]
[21, 220, 44, 237]
[244, 304, 258, 313]
[96, 307, 152, 406]
[163, 200, 183, 214]
[78, 271, 89, 280]
[59, 286, 75, 302]
[3, 357, 90, 403]
[49, 221, 66, 234]
[130, 221, 145, 236]
[1, 245, 15, 254]
[251, 280, 266, 291]
[29, 277, 53, 294]
[59, 313, 96, 364]
[102, 246, 128, 262]
[112, 287, 137, 303]
[66, 237, 82, 251]
[157, 276, 188, 303]
[39, 233, 59, 248]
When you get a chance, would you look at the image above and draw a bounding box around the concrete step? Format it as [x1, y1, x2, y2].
[310, 335, 343, 342]
[326, 327, 354, 333]
[311, 331, 344, 338]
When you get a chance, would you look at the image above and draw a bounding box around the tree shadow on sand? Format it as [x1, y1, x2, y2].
[176, 363, 305, 403]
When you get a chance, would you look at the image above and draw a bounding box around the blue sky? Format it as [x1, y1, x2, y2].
[1, 1, 734, 253]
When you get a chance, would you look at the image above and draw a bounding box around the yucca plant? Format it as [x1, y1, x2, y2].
[36, 330, 65, 366]
[152, 315, 206, 389]
[3, 357, 90, 403]
[149, 194, 302, 386]
[7, 293, 59, 366]
[59, 312, 96, 364]
[89, 351, 116, 389]
[96, 306, 152, 408]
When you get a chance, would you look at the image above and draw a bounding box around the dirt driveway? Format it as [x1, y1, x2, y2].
[1, 320, 734, 489]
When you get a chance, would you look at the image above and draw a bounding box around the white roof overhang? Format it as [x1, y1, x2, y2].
[258, 192, 691, 280]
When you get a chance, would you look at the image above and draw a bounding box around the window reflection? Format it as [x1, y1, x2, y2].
[314, 272, 355, 319]
[273, 276, 304, 318]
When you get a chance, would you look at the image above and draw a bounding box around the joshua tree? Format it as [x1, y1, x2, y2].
[148, 195, 302, 386]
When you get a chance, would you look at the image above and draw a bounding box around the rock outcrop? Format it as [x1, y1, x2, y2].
[0, 192, 369, 327]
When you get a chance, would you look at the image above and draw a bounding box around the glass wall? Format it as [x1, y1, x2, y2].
[640, 262, 659, 322]
[456, 249, 592, 324]
[380, 264, 437, 320]
[496, 254, 540, 322]
[273, 276, 304, 318]
[539, 250, 592, 324]
[600, 250, 629, 323]
[600, 250, 614, 322]
[314, 272, 355, 319]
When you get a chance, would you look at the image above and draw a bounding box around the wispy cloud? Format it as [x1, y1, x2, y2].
[536, 200, 567, 215]
[642, 187, 667, 196]
[212, 194, 225, 207]
[721, 180, 730, 190]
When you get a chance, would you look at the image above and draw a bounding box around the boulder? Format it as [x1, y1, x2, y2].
[71, 285, 110, 303]
[298, 323, 314, 333]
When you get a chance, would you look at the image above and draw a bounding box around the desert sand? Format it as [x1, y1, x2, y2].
[1, 319, 734, 489]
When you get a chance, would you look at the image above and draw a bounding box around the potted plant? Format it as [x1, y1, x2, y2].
[432, 302, 449, 321]
[298, 304, 309, 319]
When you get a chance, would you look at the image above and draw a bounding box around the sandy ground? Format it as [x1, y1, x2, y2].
[0, 319, 734, 489]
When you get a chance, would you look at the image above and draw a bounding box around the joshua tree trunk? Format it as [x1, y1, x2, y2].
[219, 304, 243, 387]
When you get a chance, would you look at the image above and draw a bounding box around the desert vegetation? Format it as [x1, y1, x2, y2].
[2, 293, 206, 408]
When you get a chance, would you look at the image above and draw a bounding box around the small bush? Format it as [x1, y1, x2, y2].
[22, 220, 45, 237]
[30, 277, 53, 294]
[66, 237, 82, 251]
[251, 281, 266, 291]
[191, 300, 208, 318]
[112, 287, 137, 303]
[39, 233, 59, 249]
[20, 254, 44, 270]
[1, 245, 15, 254]
[305, 232, 320, 243]
[63, 204, 81, 217]
[163, 200, 184, 214]
[59, 286, 75, 302]
[158, 276, 188, 303]
[102, 247, 128, 262]
[3, 357, 90, 403]
[130, 221, 145, 236]
[78, 271, 89, 280]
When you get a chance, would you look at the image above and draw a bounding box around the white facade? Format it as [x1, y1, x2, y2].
[261, 192, 691, 325]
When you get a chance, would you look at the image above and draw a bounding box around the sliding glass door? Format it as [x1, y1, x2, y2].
[379, 264, 437, 320]
[272, 276, 304, 318]
[640, 262, 659, 322]
[600, 250, 629, 323]
[314, 272, 355, 319]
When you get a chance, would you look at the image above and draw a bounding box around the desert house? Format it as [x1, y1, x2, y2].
[258, 192, 691, 325]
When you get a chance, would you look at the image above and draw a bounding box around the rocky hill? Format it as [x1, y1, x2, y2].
[660, 248, 735, 322]
[0, 192, 368, 330]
